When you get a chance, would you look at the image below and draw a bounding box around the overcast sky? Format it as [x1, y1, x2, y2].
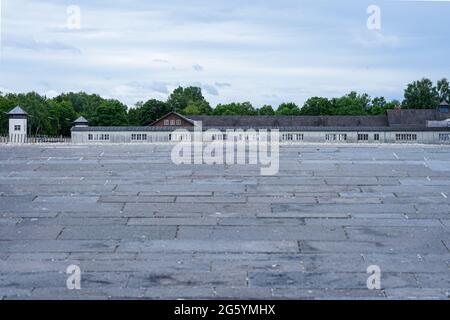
[0, 0, 449, 108]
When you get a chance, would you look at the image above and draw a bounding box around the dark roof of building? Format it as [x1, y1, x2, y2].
[70, 109, 450, 132]
[8, 106, 28, 116]
[386, 109, 449, 128]
[188, 115, 388, 128]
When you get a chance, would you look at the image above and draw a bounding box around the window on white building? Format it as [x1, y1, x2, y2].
[358, 133, 369, 141]
[281, 133, 304, 141]
[131, 134, 148, 141]
[14, 125, 21, 131]
[325, 133, 347, 141]
[88, 134, 110, 141]
[396, 133, 417, 141]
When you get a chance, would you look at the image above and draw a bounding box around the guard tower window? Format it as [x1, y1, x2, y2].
[14, 125, 21, 131]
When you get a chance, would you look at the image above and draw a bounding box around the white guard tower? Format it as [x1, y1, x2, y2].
[8, 106, 28, 143]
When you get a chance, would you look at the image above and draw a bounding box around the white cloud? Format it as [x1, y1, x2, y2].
[202, 84, 219, 96]
[215, 82, 231, 88]
[192, 64, 204, 72]
[0, 0, 448, 108]
[44, 90, 60, 98]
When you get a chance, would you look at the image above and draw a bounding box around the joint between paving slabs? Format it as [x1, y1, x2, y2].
[55, 227, 65, 240]
[120, 202, 126, 214]
[441, 240, 450, 253]
[297, 240, 302, 253]
[246, 271, 249, 287]
[360, 253, 366, 263]
[113, 243, 120, 254]
[342, 227, 350, 240]
[411, 273, 422, 288]
[33, 165, 44, 172]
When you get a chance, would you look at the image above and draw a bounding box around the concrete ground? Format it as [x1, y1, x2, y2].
[0, 143, 449, 300]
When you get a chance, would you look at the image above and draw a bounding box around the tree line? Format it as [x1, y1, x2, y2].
[0, 77, 448, 136]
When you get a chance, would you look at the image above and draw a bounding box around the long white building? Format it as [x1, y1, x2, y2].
[71, 108, 450, 145]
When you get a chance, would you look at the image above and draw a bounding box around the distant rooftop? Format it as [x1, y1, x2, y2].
[71, 109, 450, 132]
[188, 115, 388, 128]
[74, 116, 88, 123]
[8, 106, 28, 116]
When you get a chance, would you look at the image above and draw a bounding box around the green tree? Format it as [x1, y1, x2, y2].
[8, 92, 53, 135]
[49, 100, 77, 136]
[213, 102, 257, 116]
[300, 97, 331, 115]
[53, 92, 104, 120]
[369, 97, 399, 115]
[182, 100, 213, 116]
[382, 101, 399, 114]
[91, 99, 128, 126]
[0, 93, 15, 134]
[275, 102, 300, 116]
[258, 105, 275, 116]
[167, 86, 207, 111]
[128, 101, 144, 126]
[403, 78, 440, 109]
[141, 99, 171, 125]
[369, 97, 386, 115]
[330, 92, 370, 115]
[437, 78, 450, 103]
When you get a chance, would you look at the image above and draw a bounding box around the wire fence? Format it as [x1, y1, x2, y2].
[0, 134, 71, 144]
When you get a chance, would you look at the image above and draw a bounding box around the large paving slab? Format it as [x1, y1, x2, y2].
[0, 143, 449, 300]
